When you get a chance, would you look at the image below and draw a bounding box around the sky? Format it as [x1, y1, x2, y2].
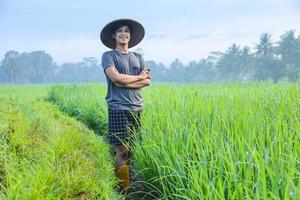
[1, 0, 300, 66]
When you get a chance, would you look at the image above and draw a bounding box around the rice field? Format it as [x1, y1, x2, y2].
[0, 85, 120, 199]
[47, 83, 300, 200]
[0, 83, 299, 199]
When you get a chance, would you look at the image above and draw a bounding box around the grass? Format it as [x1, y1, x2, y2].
[47, 84, 108, 137]
[0, 85, 121, 199]
[47, 83, 300, 199]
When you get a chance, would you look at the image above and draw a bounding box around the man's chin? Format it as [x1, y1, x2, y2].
[117, 42, 129, 46]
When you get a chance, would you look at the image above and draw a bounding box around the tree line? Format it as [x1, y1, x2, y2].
[1, 30, 299, 84]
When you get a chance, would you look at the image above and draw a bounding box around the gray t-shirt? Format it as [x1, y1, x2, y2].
[101, 49, 146, 111]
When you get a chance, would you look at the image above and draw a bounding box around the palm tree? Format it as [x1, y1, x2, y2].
[277, 30, 297, 60]
[255, 33, 273, 56]
[239, 46, 255, 81]
[216, 44, 242, 82]
[277, 30, 299, 81]
[255, 33, 277, 81]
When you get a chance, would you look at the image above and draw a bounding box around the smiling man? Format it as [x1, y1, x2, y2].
[100, 19, 151, 192]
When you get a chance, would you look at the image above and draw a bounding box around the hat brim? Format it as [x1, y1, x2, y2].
[100, 19, 145, 49]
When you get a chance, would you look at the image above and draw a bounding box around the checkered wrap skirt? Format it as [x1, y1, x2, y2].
[108, 109, 142, 145]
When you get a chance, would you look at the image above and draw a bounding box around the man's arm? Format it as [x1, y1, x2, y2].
[105, 66, 149, 85]
[116, 78, 151, 89]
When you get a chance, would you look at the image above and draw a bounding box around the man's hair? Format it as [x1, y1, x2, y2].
[111, 24, 131, 34]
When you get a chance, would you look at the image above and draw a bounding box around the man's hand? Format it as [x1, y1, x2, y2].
[139, 68, 151, 80]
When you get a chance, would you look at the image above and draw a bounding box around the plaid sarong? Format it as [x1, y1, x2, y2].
[108, 109, 142, 145]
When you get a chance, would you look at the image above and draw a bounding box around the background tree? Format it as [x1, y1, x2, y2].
[0, 29, 299, 84]
[239, 46, 255, 81]
[2, 51, 19, 84]
[276, 30, 300, 81]
[169, 58, 185, 82]
[27, 51, 54, 83]
[146, 60, 167, 82]
[216, 44, 243, 82]
[0, 59, 8, 83]
[255, 33, 278, 82]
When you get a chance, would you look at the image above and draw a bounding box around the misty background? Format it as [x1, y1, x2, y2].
[1, 0, 300, 83]
[1, 30, 300, 83]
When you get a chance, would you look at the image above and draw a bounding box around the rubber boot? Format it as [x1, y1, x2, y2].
[116, 165, 131, 190]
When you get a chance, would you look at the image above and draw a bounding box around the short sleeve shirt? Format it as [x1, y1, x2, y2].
[101, 49, 146, 111]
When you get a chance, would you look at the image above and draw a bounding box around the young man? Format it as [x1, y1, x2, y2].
[100, 19, 151, 191]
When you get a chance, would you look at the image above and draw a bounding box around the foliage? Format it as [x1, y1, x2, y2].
[47, 84, 108, 137]
[47, 83, 300, 199]
[0, 86, 120, 199]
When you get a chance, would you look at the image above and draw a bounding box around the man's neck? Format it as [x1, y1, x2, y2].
[115, 44, 129, 53]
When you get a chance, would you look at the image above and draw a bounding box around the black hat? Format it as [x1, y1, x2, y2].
[100, 19, 145, 49]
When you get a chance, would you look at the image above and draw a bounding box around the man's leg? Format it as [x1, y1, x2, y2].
[108, 109, 131, 190]
[108, 110, 142, 191]
[113, 144, 131, 190]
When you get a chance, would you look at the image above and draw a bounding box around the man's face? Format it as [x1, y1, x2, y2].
[113, 25, 131, 46]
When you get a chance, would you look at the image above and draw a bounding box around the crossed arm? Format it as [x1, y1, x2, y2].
[104, 66, 151, 89]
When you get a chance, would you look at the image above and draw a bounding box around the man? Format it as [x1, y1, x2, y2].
[100, 19, 151, 192]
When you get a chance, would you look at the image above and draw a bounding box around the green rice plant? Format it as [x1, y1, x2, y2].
[133, 83, 300, 199]
[47, 84, 108, 137]
[47, 83, 300, 199]
[0, 87, 121, 199]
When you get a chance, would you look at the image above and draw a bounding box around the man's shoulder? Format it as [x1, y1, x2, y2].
[102, 50, 115, 56]
[130, 51, 142, 57]
[130, 51, 143, 61]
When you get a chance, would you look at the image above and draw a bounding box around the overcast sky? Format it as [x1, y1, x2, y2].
[1, 0, 300, 65]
